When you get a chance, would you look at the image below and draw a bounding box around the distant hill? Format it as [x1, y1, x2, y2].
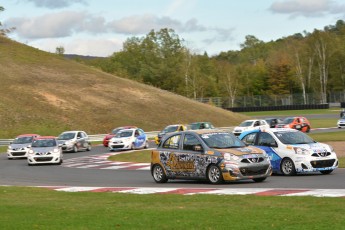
[0, 36, 248, 138]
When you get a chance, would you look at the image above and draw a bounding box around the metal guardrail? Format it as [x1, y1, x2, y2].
[0, 128, 234, 146]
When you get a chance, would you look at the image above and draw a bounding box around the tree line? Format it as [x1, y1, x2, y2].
[82, 21, 345, 106]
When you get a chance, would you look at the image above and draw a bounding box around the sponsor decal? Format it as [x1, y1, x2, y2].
[166, 153, 195, 172]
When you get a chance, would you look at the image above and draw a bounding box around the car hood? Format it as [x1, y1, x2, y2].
[9, 143, 30, 149]
[338, 119, 345, 122]
[216, 146, 264, 156]
[31, 147, 58, 152]
[290, 142, 331, 152]
[111, 137, 133, 142]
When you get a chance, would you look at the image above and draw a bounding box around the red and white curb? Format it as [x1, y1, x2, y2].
[28, 186, 345, 197]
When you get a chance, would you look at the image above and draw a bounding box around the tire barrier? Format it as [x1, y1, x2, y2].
[225, 104, 329, 112]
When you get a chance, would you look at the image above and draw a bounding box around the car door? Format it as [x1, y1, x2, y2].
[133, 129, 146, 148]
[255, 132, 281, 172]
[159, 133, 206, 179]
[77, 132, 86, 149]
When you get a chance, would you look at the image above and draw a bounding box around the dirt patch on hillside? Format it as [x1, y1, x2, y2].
[325, 142, 345, 157]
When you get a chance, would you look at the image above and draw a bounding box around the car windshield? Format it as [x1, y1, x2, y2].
[274, 131, 315, 144]
[13, 136, 34, 144]
[111, 128, 122, 134]
[57, 132, 75, 140]
[282, 117, 294, 124]
[200, 132, 246, 148]
[115, 131, 133, 138]
[163, 126, 179, 133]
[239, 121, 253, 127]
[32, 139, 57, 147]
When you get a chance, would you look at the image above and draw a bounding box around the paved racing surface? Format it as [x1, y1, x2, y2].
[1, 144, 345, 197]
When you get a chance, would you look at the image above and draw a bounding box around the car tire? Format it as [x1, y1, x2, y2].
[152, 165, 168, 183]
[86, 144, 91, 151]
[320, 170, 333, 175]
[253, 177, 267, 182]
[207, 165, 224, 184]
[280, 158, 296, 176]
[8, 158, 13, 160]
[144, 141, 149, 149]
[73, 145, 78, 153]
[57, 159, 63, 165]
[305, 126, 310, 133]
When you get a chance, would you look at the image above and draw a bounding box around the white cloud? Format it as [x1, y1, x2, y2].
[6, 11, 106, 39]
[269, 0, 345, 17]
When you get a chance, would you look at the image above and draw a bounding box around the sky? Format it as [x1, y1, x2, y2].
[1, 0, 345, 57]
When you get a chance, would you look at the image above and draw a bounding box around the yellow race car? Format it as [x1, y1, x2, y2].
[155, 124, 187, 145]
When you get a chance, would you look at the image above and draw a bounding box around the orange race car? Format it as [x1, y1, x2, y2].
[275, 116, 311, 132]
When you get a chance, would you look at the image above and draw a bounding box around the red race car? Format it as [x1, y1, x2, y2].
[275, 116, 311, 133]
[102, 126, 136, 147]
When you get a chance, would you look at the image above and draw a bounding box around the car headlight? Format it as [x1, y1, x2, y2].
[293, 147, 310, 155]
[7, 146, 11, 150]
[53, 148, 60, 153]
[28, 149, 34, 154]
[224, 153, 240, 161]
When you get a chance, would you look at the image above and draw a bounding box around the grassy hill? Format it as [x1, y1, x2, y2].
[0, 36, 247, 138]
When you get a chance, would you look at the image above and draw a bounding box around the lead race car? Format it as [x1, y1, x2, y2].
[151, 129, 272, 184]
[239, 128, 338, 175]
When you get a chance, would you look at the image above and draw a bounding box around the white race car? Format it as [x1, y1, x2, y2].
[239, 128, 338, 175]
[232, 119, 270, 136]
[7, 134, 40, 159]
[337, 116, 345, 128]
[108, 128, 148, 151]
[27, 136, 63, 166]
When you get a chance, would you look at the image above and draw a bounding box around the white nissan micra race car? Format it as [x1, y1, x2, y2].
[239, 128, 338, 175]
[108, 128, 148, 151]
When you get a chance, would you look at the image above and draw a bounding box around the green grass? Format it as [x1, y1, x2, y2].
[309, 118, 338, 128]
[308, 131, 345, 142]
[108, 150, 151, 163]
[0, 186, 344, 229]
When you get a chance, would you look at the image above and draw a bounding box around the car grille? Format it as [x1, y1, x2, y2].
[239, 165, 269, 176]
[241, 157, 264, 163]
[310, 159, 336, 168]
[110, 145, 125, 148]
[311, 152, 331, 157]
[11, 152, 26, 156]
[34, 157, 54, 162]
[339, 124, 345, 127]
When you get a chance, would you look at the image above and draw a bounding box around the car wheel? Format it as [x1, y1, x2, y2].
[306, 126, 310, 133]
[86, 144, 92, 151]
[73, 145, 78, 153]
[207, 165, 224, 184]
[320, 170, 333, 175]
[152, 165, 168, 183]
[8, 157, 13, 160]
[144, 141, 149, 149]
[253, 177, 267, 182]
[57, 159, 63, 165]
[280, 158, 296, 176]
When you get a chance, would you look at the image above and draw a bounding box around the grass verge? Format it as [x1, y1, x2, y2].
[309, 131, 345, 142]
[1, 186, 345, 229]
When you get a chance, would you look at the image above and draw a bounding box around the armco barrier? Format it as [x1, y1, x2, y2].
[225, 104, 329, 112]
